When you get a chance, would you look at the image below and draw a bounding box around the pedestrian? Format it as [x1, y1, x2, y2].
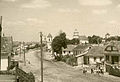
[91, 68, 94, 74]
[83, 67, 87, 74]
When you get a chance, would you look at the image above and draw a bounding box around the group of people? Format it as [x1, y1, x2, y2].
[82, 65, 104, 75]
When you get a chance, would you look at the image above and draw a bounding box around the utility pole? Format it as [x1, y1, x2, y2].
[40, 32, 43, 82]
[23, 42, 26, 66]
[0, 16, 2, 70]
[20, 42, 21, 58]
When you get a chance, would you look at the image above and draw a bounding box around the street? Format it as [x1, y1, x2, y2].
[20, 50, 120, 82]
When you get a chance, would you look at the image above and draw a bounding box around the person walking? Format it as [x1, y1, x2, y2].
[91, 68, 94, 74]
[83, 67, 87, 74]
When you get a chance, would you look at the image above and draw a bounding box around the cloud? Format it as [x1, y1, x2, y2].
[21, 0, 51, 8]
[79, 0, 112, 6]
[6, 21, 25, 25]
[2, 0, 16, 2]
[58, 8, 80, 13]
[117, 4, 120, 8]
[26, 18, 45, 24]
[92, 9, 107, 15]
[108, 20, 119, 24]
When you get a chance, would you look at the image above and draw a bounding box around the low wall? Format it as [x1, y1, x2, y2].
[106, 64, 120, 77]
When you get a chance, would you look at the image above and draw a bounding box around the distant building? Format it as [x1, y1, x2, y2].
[105, 33, 110, 39]
[62, 45, 77, 56]
[46, 33, 52, 52]
[73, 29, 79, 39]
[1, 36, 13, 70]
[79, 35, 89, 44]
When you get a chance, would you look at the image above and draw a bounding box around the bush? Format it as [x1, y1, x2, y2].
[62, 55, 77, 66]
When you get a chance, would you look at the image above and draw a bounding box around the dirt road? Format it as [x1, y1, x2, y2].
[20, 50, 120, 82]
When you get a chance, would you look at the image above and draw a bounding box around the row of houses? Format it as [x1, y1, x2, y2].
[62, 44, 104, 65]
[62, 41, 120, 66]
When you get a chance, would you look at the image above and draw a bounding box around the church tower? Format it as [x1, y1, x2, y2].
[73, 29, 79, 39]
[46, 33, 52, 52]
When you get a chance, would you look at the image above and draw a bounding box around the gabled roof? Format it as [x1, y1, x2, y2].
[105, 33, 110, 36]
[79, 35, 88, 40]
[86, 46, 105, 57]
[104, 41, 120, 55]
[47, 33, 52, 38]
[73, 44, 90, 51]
[63, 45, 77, 51]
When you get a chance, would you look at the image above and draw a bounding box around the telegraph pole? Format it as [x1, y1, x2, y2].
[23, 42, 26, 66]
[20, 42, 21, 58]
[40, 32, 43, 82]
[0, 16, 2, 70]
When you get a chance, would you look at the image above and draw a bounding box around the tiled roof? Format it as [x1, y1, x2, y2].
[86, 46, 105, 57]
[63, 45, 77, 51]
[73, 44, 90, 51]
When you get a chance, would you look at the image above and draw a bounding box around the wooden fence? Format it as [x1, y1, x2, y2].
[15, 61, 35, 82]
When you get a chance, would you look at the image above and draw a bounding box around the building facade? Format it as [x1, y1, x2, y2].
[62, 45, 77, 56]
[46, 33, 52, 52]
[1, 36, 13, 70]
[85, 46, 104, 65]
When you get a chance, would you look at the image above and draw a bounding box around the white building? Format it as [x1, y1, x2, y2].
[62, 45, 77, 56]
[1, 36, 13, 71]
[46, 33, 52, 52]
[73, 29, 79, 39]
[79, 35, 89, 44]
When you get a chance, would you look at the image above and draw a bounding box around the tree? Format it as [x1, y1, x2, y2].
[106, 36, 118, 42]
[66, 38, 79, 45]
[88, 35, 102, 44]
[52, 32, 67, 60]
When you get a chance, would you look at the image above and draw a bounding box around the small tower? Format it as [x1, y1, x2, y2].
[47, 33, 52, 52]
[105, 33, 110, 39]
[73, 29, 79, 39]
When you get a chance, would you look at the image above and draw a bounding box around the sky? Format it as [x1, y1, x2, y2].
[0, 0, 120, 42]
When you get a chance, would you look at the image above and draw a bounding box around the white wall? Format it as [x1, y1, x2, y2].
[89, 57, 96, 64]
[80, 40, 89, 44]
[77, 56, 84, 65]
[89, 57, 104, 65]
[1, 59, 8, 71]
[62, 51, 73, 56]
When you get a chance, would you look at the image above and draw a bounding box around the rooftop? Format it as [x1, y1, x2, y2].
[63, 45, 77, 51]
[86, 46, 105, 57]
[47, 33, 52, 38]
[73, 44, 90, 51]
[79, 35, 88, 40]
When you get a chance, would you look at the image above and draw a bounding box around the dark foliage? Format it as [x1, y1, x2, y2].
[88, 35, 102, 44]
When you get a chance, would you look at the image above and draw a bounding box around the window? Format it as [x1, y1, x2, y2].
[106, 55, 109, 61]
[112, 47, 118, 51]
[69, 51, 71, 53]
[94, 57, 96, 62]
[100, 57, 103, 61]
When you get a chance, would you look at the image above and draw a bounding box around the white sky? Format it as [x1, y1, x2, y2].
[0, 0, 120, 41]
